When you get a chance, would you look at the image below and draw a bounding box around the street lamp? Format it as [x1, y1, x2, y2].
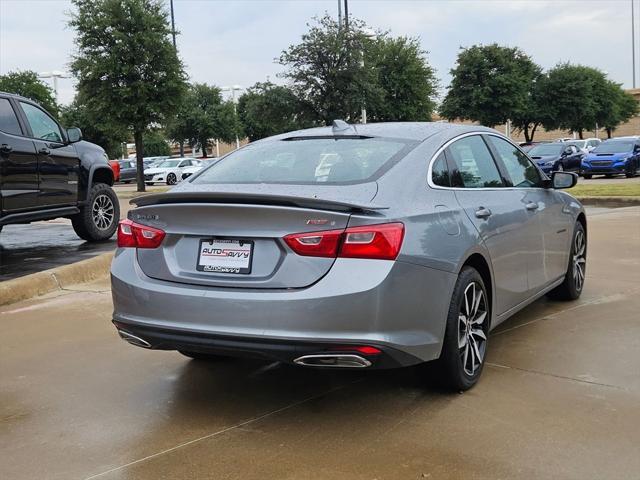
[38, 71, 70, 102]
[221, 85, 244, 149]
[360, 28, 376, 124]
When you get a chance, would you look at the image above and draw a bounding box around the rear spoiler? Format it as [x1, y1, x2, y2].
[130, 191, 388, 214]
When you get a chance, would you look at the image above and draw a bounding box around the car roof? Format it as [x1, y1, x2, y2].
[262, 121, 496, 143]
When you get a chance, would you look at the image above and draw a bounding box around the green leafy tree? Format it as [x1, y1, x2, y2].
[366, 36, 438, 122]
[599, 82, 639, 138]
[279, 14, 381, 124]
[237, 82, 315, 141]
[440, 44, 541, 131]
[142, 130, 171, 156]
[166, 83, 238, 157]
[0, 70, 58, 116]
[60, 94, 127, 158]
[536, 64, 608, 139]
[69, 0, 187, 191]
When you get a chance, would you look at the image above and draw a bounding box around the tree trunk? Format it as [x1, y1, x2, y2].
[578, 129, 584, 140]
[134, 130, 145, 192]
[200, 138, 208, 158]
[606, 128, 613, 138]
[179, 140, 184, 157]
[530, 123, 539, 142]
[523, 124, 531, 143]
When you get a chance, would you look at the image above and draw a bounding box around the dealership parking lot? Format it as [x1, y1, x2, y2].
[1, 206, 639, 480]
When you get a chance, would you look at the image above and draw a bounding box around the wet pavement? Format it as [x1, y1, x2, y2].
[1, 206, 639, 479]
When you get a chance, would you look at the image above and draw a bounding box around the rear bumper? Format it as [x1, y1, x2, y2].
[112, 319, 421, 368]
[111, 249, 457, 368]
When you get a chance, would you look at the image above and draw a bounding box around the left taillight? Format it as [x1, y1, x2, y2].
[117, 218, 166, 249]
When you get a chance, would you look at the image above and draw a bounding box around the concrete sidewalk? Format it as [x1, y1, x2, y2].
[1, 207, 639, 480]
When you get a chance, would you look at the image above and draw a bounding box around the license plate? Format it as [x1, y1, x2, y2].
[197, 238, 253, 274]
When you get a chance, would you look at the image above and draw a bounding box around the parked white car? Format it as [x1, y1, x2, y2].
[565, 138, 601, 154]
[180, 158, 218, 180]
[144, 158, 201, 185]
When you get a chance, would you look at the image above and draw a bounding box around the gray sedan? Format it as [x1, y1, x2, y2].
[111, 121, 586, 391]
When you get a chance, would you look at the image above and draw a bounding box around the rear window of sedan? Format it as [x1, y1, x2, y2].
[192, 137, 414, 185]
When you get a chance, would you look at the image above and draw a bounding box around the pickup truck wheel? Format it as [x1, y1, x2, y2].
[71, 183, 120, 241]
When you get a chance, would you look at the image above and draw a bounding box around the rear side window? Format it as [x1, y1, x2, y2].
[193, 138, 413, 185]
[0, 98, 23, 135]
[20, 102, 63, 142]
[446, 135, 503, 188]
[431, 152, 451, 187]
[487, 136, 542, 188]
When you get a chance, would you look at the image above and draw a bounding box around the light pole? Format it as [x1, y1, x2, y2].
[221, 85, 243, 149]
[360, 28, 376, 124]
[170, 0, 176, 49]
[633, 0, 637, 88]
[38, 71, 69, 102]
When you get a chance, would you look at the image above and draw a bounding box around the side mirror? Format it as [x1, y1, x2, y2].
[551, 171, 578, 189]
[66, 127, 82, 143]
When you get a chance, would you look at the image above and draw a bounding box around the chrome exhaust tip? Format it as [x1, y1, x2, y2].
[117, 329, 152, 349]
[293, 354, 372, 368]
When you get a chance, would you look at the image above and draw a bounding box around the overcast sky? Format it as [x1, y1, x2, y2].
[1, 0, 638, 105]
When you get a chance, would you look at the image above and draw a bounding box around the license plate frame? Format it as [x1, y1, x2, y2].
[196, 238, 254, 274]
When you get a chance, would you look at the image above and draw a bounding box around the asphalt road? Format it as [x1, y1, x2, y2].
[1, 206, 639, 480]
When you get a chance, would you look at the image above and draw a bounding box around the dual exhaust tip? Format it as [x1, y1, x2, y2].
[117, 329, 151, 349]
[117, 329, 374, 368]
[293, 354, 372, 368]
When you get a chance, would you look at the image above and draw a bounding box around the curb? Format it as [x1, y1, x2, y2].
[576, 196, 640, 207]
[0, 251, 113, 307]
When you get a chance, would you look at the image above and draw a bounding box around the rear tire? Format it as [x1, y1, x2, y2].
[582, 174, 592, 179]
[179, 350, 227, 361]
[71, 183, 119, 241]
[438, 267, 490, 392]
[547, 221, 586, 301]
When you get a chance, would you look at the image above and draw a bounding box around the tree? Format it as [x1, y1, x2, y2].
[237, 82, 315, 141]
[366, 36, 438, 122]
[60, 94, 127, 158]
[69, 0, 187, 191]
[165, 83, 238, 157]
[601, 85, 639, 138]
[279, 14, 380, 124]
[440, 44, 541, 130]
[0, 70, 58, 115]
[143, 130, 171, 156]
[536, 64, 608, 139]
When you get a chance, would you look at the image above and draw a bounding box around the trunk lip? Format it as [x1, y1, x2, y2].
[131, 191, 388, 213]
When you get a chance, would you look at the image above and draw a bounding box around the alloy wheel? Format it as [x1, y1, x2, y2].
[573, 229, 586, 292]
[458, 282, 488, 376]
[167, 173, 177, 185]
[92, 194, 115, 230]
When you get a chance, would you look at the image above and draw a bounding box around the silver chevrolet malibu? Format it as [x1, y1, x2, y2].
[111, 121, 586, 391]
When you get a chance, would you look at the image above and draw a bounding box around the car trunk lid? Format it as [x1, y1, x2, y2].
[130, 184, 383, 289]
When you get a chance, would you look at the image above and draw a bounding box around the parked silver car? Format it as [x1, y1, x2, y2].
[111, 122, 586, 390]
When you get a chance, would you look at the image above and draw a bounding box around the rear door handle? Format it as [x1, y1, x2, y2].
[0, 143, 12, 154]
[39, 147, 51, 155]
[475, 207, 492, 219]
[525, 202, 539, 211]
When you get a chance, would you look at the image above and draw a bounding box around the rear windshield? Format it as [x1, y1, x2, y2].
[593, 141, 634, 154]
[192, 137, 413, 185]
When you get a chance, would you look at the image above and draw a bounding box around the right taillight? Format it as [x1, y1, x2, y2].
[117, 219, 166, 249]
[283, 222, 404, 260]
[340, 222, 404, 260]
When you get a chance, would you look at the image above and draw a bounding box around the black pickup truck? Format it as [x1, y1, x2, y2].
[0, 92, 119, 241]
